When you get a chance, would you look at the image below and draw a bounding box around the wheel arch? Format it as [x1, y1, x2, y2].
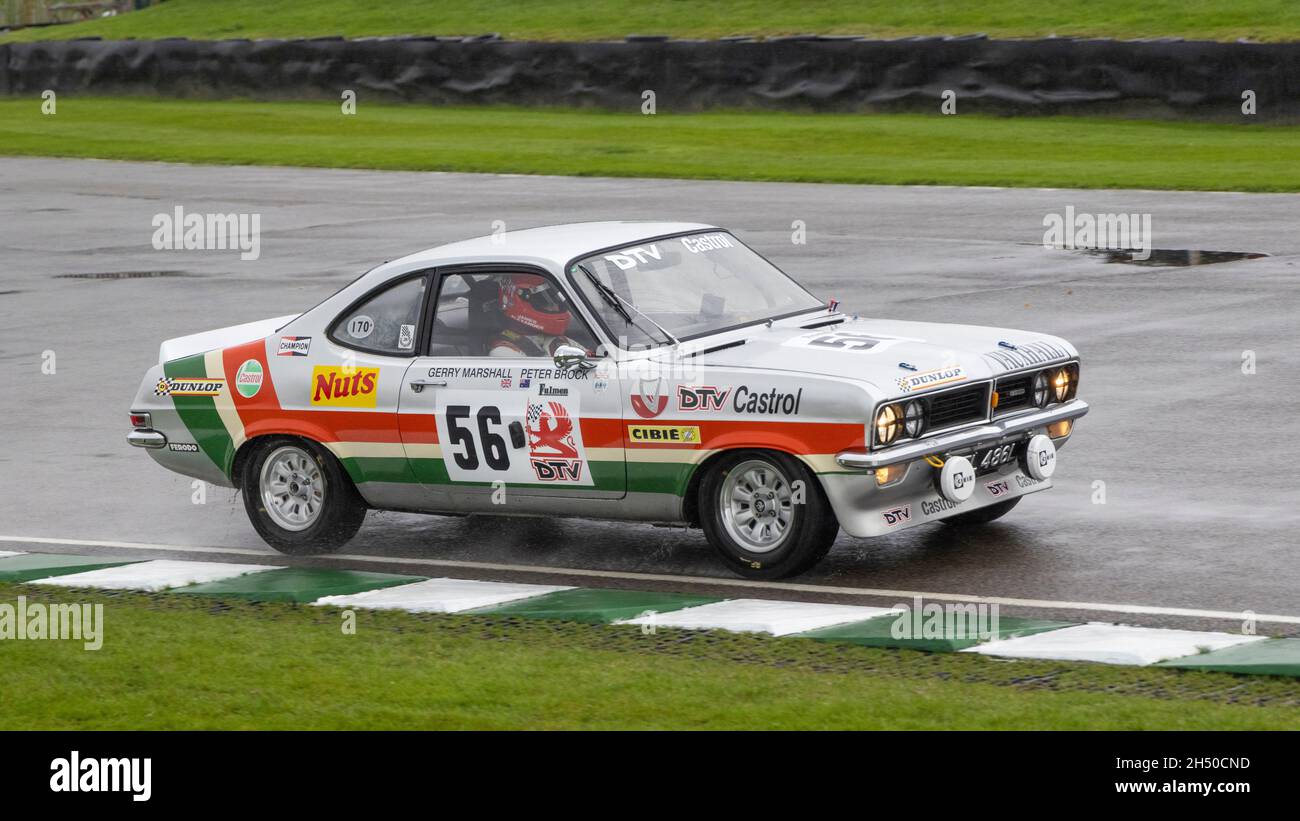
[231, 430, 337, 490]
[680, 444, 830, 527]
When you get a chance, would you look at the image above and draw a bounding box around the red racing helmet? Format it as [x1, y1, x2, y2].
[499, 274, 571, 336]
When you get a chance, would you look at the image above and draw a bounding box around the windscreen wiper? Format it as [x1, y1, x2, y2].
[576, 265, 680, 348]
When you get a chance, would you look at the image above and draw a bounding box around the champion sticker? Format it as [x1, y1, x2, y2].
[278, 336, 311, 356]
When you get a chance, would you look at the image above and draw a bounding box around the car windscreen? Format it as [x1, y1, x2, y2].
[568, 231, 822, 348]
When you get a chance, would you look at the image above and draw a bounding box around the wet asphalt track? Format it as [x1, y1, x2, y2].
[1, 157, 1297, 633]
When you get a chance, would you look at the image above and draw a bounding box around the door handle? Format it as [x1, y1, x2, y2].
[409, 379, 447, 394]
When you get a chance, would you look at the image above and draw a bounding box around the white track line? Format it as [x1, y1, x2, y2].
[33, 559, 278, 592]
[3, 534, 1298, 626]
[315, 578, 570, 613]
[963, 623, 1267, 666]
[620, 600, 900, 636]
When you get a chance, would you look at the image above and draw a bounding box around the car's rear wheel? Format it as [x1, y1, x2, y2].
[940, 496, 1021, 527]
[241, 437, 366, 554]
[699, 450, 839, 579]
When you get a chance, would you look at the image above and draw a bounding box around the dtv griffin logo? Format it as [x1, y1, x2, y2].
[50, 751, 151, 801]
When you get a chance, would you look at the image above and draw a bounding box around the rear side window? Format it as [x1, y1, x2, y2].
[330, 276, 426, 356]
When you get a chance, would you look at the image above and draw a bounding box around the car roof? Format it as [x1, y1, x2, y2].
[386, 220, 718, 272]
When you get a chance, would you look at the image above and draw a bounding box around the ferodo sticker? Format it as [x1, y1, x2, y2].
[897, 366, 966, 393]
[155, 377, 224, 397]
[311, 366, 379, 408]
[628, 425, 702, 445]
[234, 359, 264, 398]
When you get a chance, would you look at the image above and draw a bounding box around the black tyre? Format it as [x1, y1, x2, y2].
[940, 497, 1021, 527]
[240, 437, 366, 555]
[699, 450, 839, 579]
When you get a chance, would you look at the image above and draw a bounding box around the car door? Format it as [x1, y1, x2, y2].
[398, 266, 625, 509]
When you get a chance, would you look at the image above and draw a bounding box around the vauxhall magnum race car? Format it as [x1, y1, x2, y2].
[128, 222, 1087, 578]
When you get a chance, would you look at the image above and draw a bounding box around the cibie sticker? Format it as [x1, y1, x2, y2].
[154, 377, 224, 397]
[398, 324, 415, 350]
[277, 336, 311, 357]
[897, 366, 966, 393]
[234, 359, 264, 398]
[627, 425, 702, 445]
[346, 315, 375, 340]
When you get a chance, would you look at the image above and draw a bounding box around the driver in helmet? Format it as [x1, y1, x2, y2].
[489, 274, 584, 357]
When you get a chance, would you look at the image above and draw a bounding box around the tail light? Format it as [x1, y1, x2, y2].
[129, 412, 151, 429]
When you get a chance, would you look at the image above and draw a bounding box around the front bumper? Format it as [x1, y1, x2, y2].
[822, 399, 1087, 538]
[834, 399, 1089, 470]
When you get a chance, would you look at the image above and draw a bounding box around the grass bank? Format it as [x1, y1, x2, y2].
[1, 98, 1296, 192]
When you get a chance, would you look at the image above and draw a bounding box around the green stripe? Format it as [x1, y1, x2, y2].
[0, 553, 143, 582]
[348, 454, 695, 497]
[164, 353, 235, 477]
[466, 588, 722, 623]
[175, 568, 425, 603]
[798, 614, 1078, 653]
[1156, 638, 1300, 678]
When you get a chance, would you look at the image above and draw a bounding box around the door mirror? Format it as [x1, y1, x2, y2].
[553, 345, 595, 372]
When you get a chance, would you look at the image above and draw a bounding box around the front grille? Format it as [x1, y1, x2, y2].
[994, 374, 1033, 413]
[925, 384, 989, 430]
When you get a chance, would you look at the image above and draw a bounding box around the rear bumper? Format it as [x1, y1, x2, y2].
[127, 429, 167, 449]
[834, 399, 1089, 470]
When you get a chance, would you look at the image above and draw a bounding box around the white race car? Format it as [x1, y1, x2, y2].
[129, 222, 1087, 578]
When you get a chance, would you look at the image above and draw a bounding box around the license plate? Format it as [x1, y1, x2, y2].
[969, 440, 1024, 474]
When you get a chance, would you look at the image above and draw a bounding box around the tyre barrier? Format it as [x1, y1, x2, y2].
[2, 35, 1299, 118]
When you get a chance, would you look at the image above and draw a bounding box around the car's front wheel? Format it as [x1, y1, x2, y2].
[699, 450, 839, 579]
[241, 437, 366, 554]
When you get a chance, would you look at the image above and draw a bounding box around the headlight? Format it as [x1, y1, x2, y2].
[902, 400, 925, 438]
[1032, 370, 1050, 407]
[875, 403, 903, 446]
[1052, 365, 1075, 402]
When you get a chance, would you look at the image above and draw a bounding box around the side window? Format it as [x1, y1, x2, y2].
[331, 275, 426, 356]
[428, 271, 597, 358]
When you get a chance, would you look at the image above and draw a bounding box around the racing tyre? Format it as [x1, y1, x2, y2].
[241, 437, 366, 554]
[700, 450, 839, 579]
[940, 497, 1021, 527]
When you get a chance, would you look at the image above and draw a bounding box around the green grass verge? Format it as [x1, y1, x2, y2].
[2, 98, 1298, 191]
[5, 0, 1300, 43]
[1, 582, 1298, 730]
